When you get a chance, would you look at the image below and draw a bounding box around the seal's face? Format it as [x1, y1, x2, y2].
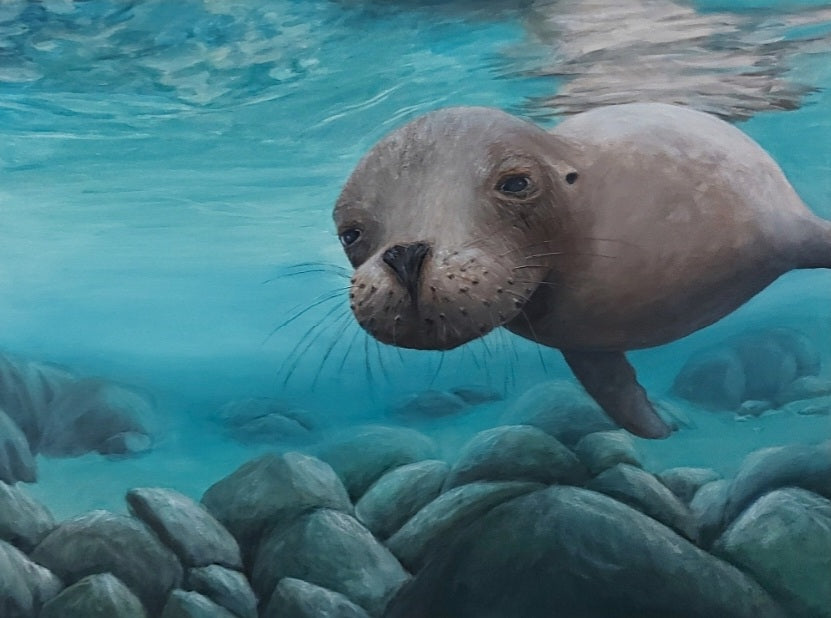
[334, 107, 577, 350]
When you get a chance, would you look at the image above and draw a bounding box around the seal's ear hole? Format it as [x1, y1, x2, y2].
[565, 171, 579, 185]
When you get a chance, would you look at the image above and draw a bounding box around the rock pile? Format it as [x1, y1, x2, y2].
[0, 353, 153, 483]
[2, 382, 829, 617]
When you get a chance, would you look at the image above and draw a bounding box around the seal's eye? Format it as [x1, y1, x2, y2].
[339, 228, 361, 247]
[497, 174, 532, 196]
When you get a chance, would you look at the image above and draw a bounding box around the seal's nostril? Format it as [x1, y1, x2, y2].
[382, 242, 430, 302]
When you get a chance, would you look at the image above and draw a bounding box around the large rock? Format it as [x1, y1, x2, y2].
[444, 425, 585, 489]
[731, 333, 797, 401]
[574, 430, 641, 475]
[39, 573, 146, 618]
[385, 486, 785, 618]
[723, 440, 831, 525]
[263, 578, 371, 618]
[201, 452, 351, 564]
[30, 510, 182, 615]
[386, 481, 543, 572]
[0, 354, 74, 449]
[39, 379, 152, 457]
[658, 467, 722, 504]
[500, 380, 616, 446]
[355, 460, 448, 540]
[0, 408, 36, 483]
[690, 479, 731, 548]
[0, 539, 62, 618]
[160, 590, 237, 618]
[587, 463, 698, 541]
[317, 426, 439, 500]
[672, 347, 746, 409]
[715, 488, 831, 618]
[127, 487, 241, 569]
[186, 565, 257, 618]
[252, 509, 408, 616]
[0, 480, 55, 552]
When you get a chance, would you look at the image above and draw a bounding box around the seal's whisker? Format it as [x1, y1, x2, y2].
[512, 264, 549, 271]
[363, 329, 374, 389]
[311, 311, 356, 388]
[428, 350, 446, 387]
[280, 302, 349, 385]
[265, 289, 346, 343]
[518, 309, 550, 375]
[263, 261, 351, 284]
[337, 322, 364, 374]
[374, 339, 391, 383]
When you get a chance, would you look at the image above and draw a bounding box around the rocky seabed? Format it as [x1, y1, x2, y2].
[2, 412, 830, 618]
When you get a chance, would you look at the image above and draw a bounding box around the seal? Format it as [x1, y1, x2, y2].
[333, 103, 831, 438]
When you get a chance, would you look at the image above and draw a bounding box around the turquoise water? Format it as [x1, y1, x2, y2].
[1, 0, 830, 518]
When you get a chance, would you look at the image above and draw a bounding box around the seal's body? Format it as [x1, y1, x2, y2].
[334, 103, 831, 438]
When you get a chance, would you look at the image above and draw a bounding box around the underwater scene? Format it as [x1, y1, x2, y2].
[1, 0, 831, 616]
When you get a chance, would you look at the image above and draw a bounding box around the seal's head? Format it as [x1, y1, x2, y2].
[334, 107, 580, 350]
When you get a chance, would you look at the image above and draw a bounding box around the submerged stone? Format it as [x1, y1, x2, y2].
[386, 481, 543, 572]
[0, 408, 36, 483]
[355, 460, 449, 540]
[573, 430, 641, 475]
[390, 390, 469, 420]
[672, 347, 746, 409]
[317, 425, 439, 500]
[39, 379, 152, 458]
[690, 479, 731, 548]
[658, 467, 722, 504]
[500, 380, 616, 446]
[781, 394, 831, 416]
[586, 463, 698, 541]
[0, 354, 74, 449]
[262, 578, 371, 618]
[252, 509, 408, 616]
[723, 440, 831, 525]
[385, 486, 785, 618]
[186, 565, 257, 618]
[775, 375, 831, 406]
[0, 539, 62, 618]
[127, 487, 241, 569]
[444, 425, 586, 489]
[0, 480, 55, 552]
[217, 398, 316, 445]
[201, 452, 351, 565]
[160, 590, 237, 618]
[715, 488, 831, 618]
[31, 510, 182, 615]
[39, 573, 146, 618]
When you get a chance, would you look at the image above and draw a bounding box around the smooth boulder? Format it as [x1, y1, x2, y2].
[385, 486, 785, 618]
[317, 426, 439, 500]
[0, 539, 62, 618]
[0, 481, 55, 552]
[186, 566, 257, 618]
[355, 460, 449, 540]
[658, 467, 722, 504]
[160, 590, 237, 618]
[31, 510, 182, 615]
[39, 573, 146, 618]
[263, 578, 371, 618]
[500, 380, 616, 446]
[201, 452, 351, 564]
[586, 463, 698, 541]
[386, 481, 543, 572]
[0, 408, 36, 483]
[715, 488, 831, 618]
[252, 509, 409, 616]
[127, 487, 241, 569]
[574, 430, 641, 475]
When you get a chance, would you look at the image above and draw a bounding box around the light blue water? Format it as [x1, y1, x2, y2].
[1, 0, 830, 517]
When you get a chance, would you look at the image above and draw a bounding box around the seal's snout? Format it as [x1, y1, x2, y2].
[382, 242, 430, 302]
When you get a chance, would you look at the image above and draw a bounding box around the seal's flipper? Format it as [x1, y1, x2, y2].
[562, 349, 672, 439]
